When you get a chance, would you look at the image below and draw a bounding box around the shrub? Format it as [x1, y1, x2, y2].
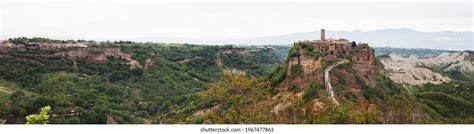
[290, 64, 303, 75]
[302, 80, 323, 101]
[26, 105, 51, 124]
[268, 62, 288, 94]
[289, 85, 301, 93]
[288, 49, 300, 58]
[305, 51, 321, 59]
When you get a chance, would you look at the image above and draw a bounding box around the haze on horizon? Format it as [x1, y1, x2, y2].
[1, 2, 472, 48]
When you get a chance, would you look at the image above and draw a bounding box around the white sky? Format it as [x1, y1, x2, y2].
[1, 1, 472, 40]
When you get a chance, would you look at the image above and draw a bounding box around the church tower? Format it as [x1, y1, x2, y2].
[321, 29, 325, 41]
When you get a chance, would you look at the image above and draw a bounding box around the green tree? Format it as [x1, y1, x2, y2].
[26, 105, 51, 124]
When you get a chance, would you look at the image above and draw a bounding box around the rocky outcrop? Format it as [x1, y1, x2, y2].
[129, 60, 143, 69]
[289, 56, 322, 75]
[54, 47, 149, 70]
[351, 46, 376, 66]
[55, 47, 132, 61]
[106, 115, 118, 124]
[144, 58, 154, 70]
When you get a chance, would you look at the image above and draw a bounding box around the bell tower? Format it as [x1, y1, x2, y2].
[321, 29, 325, 41]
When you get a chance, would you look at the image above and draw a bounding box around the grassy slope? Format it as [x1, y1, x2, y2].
[0, 92, 9, 106]
[0, 79, 32, 105]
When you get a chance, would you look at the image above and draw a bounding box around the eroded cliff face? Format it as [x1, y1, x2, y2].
[380, 52, 473, 85]
[278, 56, 323, 92]
[0, 40, 151, 70]
[54, 47, 147, 70]
[55, 47, 132, 61]
[270, 52, 323, 114]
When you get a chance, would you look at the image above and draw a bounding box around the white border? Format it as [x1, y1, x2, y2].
[0, 125, 473, 134]
[0, 0, 472, 2]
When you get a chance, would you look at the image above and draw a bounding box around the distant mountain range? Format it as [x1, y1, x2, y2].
[2, 28, 472, 50]
[134, 28, 473, 50]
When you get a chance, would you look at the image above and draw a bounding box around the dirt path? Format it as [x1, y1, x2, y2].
[324, 60, 349, 105]
[0, 87, 13, 94]
[215, 52, 224, 68]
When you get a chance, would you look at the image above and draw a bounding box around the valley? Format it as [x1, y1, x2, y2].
[0, 35, 472, 124]
[0, 37, 289, 124]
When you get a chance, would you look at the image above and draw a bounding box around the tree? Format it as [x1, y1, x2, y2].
[351, 41, 357, 47]
[198, 69, 271, 123]
[26, 105, 51, 124]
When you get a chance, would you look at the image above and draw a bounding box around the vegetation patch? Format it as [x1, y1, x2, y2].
[302, 80, 324, 101]
[418, 92, 474, 118]
[290, 64, 303, 76]
[0, 92, 10, 106]
[288, 48, 300, 58]
[268, 61, 288, 94]
[289, 85, 302, 93]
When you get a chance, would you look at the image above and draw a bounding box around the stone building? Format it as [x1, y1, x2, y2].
[294, 29, 375, 66]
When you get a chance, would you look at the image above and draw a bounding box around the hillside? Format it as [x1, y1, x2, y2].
[164, 31, 473, 124]
[380, 51, 473, 85]
[0, 36, 472, 124]
[378, 50, 474, 123]
[0, 37, 288, 124]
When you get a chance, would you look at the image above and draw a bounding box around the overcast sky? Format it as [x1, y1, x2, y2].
[1, 2, 472, 41]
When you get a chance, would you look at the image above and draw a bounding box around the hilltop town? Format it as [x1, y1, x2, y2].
[274, 29, 383, 93]
[289, 31, 384, 82]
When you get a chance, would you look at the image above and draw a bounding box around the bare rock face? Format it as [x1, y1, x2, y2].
[129, 60, 143, 69]
[281, 55, 323, 92]
[87, 54, 107, 61]
[144, 58, 154, 70]
[55, 47, 132, 62]
[299, 56, 322, 75]
[379, 52, 469, 85]
[54, 47, 151, 70]
[351, 46, 375, 66]
[106, 115, 118, 124]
